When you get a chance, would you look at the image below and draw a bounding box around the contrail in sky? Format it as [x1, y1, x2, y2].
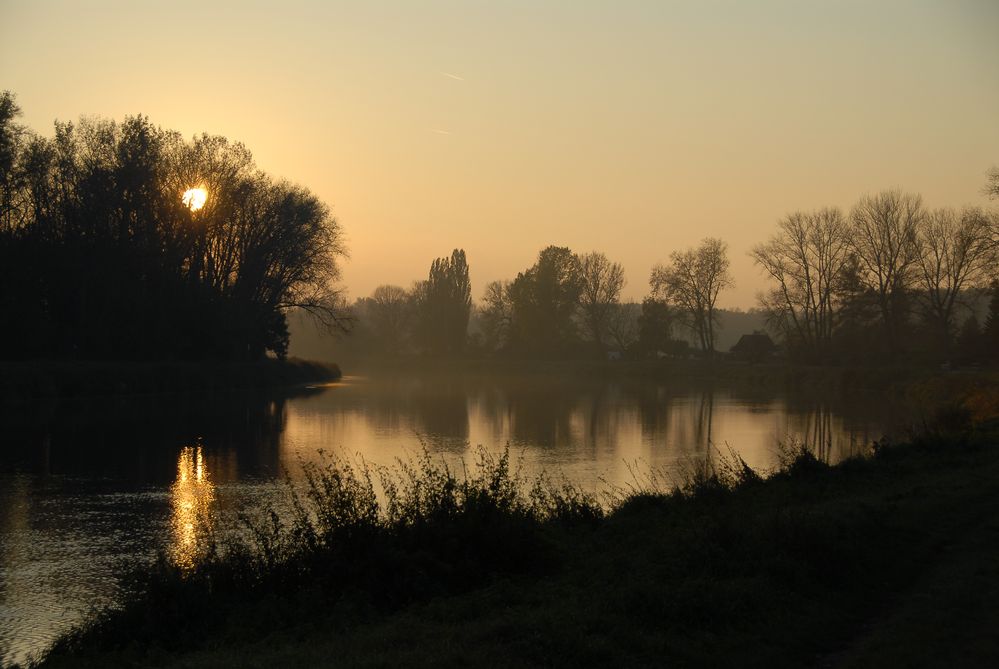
[431, 128, 452, 135]
[440, 71, 465, 81]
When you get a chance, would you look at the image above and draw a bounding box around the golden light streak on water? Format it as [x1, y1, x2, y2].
[170, 446, 215, 570]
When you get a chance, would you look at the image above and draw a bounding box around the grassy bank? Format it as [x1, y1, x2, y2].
[0, 358, 340, 407]
[31, 411, 999, 668]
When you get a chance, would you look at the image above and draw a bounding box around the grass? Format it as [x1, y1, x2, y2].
[28, 409, 999, 668]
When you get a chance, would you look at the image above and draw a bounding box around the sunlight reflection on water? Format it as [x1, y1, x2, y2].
[0, 371, 906, 665]
[170, 446, 215, 570]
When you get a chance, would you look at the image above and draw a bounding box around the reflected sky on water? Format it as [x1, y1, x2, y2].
[0, 370, 910, 665]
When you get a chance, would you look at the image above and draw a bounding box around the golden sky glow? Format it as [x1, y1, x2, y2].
[2, 0, 997, 307]
[182, 187, 207, 212]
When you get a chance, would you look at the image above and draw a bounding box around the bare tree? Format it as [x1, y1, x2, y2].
[368, 284, 412, 353]
[650, 238, 732, 355]
[848, 190, 923, 346]
[913, 207, 995, 357]
[577, 251, 626, 349]
[606, 302, 640, 353]
[751, 208, 851, 358]
[479, 280, 513, 352]
[986, 166, 999, 200]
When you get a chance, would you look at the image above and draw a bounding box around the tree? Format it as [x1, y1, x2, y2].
[751, 208, 851, 360]
[606, 302, 640, 354]
[913, 207, 995, 359]
[577, 251, 626, 350]
[650, 238, 732, 355]
[636, 298, 675, 357]
[368, 284, 412, 353]
[0, 91, 27, 234]
[508, 246, 583, 355]
[848, 190, 923, 349]
[414, 249, 472, 355]
[479, 280, 513, 353]
[985, 282, 999, 362]
[986, 166, 999, 201]
[0, 101, 349, 360]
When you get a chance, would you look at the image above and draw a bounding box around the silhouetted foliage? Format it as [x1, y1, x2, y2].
[367, 284, 413, 353]
[0, 92, 348, 360]
[637, 298, 674, 357]
[479, 279, 513, 354]
[508, 246, 584, 356]
[413, 249, 472, 355]
[985, 283, 999, 362]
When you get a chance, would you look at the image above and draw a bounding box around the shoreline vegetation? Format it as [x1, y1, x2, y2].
[2, 355, 996, 416]
[31, 407, 999, 668]
[0, 358, 341, 407]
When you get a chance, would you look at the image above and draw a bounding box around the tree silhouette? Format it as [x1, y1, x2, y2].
[751, 208, 851, 361]
[650, 238, 732, 355]
[414, 249, 472, 355]
[577, 251, 626, 351]
[913, 207, 995, 360]
[848, 190, 923, 352]
[508, 246, 583, 356]
[0, 94, 348, 360]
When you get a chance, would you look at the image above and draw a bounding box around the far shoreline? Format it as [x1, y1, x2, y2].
[0, 358, 342, 408]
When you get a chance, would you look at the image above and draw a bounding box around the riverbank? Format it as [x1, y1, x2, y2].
[347, 356, 998, 416]
[0, 358, 341, 408]
[33, 412, 999, 668]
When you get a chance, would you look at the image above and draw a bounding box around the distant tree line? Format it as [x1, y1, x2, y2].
[752, 188, 999, 364]
[343, 241, 723, 360]
[0, 92, 348, 360]
[346, 181, 998, 366]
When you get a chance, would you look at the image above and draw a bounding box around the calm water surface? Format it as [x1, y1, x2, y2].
[0, 370, 907, 665]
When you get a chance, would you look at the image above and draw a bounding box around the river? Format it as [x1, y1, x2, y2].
[0, 369, 908, 665]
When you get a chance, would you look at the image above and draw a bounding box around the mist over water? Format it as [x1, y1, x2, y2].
[0, 370, 905, 665]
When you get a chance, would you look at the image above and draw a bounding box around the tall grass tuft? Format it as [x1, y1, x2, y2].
[44, 446, 603, 660]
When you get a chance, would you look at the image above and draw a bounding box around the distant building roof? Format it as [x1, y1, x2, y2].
[730, 332, 776, 357]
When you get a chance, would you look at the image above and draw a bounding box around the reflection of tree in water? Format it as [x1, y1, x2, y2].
[496, 376, 634, 454]
[6, 391, 298, 484]
[317, 376, 471, 451]
[783, 387, 897, 462]
[693, 390, 715, 478]
[494, 377, 579, 449]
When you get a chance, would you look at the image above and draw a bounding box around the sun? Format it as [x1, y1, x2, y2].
[182, 187, 207, 212]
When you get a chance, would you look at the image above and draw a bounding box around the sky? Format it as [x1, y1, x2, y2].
[2, 0, 997, 307]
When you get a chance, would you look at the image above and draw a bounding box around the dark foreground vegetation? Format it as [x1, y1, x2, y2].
[33, 398, 999, 668]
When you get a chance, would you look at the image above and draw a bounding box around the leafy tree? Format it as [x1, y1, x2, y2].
[508, 246, 583, 355]
[0, 91, 27, 234]
[367, 285, 412, 353]
[0, 98, 348, 360]
[637, 297, 674, 357]
[414, 249, 472, 355]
